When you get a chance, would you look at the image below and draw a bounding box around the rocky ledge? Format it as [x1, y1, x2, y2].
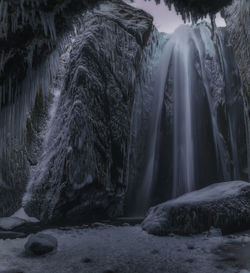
[142, 181, 250, 235]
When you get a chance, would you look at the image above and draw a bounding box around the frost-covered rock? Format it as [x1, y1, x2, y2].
[0, 217, 26, 231]
[23, 1, 153, 222]
[142, 181, 250, 235]
[25, 233, 58, 256]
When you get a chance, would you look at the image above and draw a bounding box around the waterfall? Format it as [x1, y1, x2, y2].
[172, 27, 195, 198]
[132, 23, 248, 215]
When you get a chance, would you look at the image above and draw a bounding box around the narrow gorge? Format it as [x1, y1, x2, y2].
[0, 0, 249, 272]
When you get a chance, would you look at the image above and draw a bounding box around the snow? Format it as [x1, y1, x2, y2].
[11, 208, 39, 223]
[0, 225, 249, 273]
[0, 208, 39, 230]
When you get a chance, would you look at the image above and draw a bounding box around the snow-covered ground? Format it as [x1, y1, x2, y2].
[0, 225, 250, 273]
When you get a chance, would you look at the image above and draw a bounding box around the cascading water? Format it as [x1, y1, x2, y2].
[172, 27, 195, 198]
[131, 22, 248, 215]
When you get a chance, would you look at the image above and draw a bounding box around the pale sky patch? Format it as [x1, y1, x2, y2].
[125, 0, 226, 33]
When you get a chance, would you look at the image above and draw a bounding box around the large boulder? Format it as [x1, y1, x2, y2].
[142, 181, 250, 235]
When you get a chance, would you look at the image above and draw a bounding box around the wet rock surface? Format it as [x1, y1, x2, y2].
[23, 1, 153, 222]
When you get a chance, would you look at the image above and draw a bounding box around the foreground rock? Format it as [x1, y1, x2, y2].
[142, 181, 250, 235]
[25, 234, 58, 256]
[0, 217, 26, 231]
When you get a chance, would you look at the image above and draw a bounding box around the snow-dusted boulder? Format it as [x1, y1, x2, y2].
[25, 233, 58, 256]
[142, 181, 250, 235]
[23, 1, 154, 222]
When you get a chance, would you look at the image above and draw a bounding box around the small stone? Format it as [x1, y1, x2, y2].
[187, 244, 195, 250]
[25, 233, 58, 256]
[81, 257, 92, 263]
[151, 249, 160, 254]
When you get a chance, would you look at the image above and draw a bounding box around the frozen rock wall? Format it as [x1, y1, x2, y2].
[224, 0, 250, 179]
[23, 1, 154, 222]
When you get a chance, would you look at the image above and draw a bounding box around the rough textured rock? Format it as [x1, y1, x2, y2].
[142, 181, 250, 235]
[23, 1, 154, 222]
[25, 233, 58, 256]
[223, 0, 250, 179]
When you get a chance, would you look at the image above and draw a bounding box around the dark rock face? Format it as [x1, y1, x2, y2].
[25, 233, 58, 255]
[23, 1, 153, 222]
[224, 0, 250, 179]
[142, 181, 250, 235]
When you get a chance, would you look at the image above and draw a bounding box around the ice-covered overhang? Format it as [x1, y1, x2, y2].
[0, 0, 232, 91]
[0, 0, 233, 127]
